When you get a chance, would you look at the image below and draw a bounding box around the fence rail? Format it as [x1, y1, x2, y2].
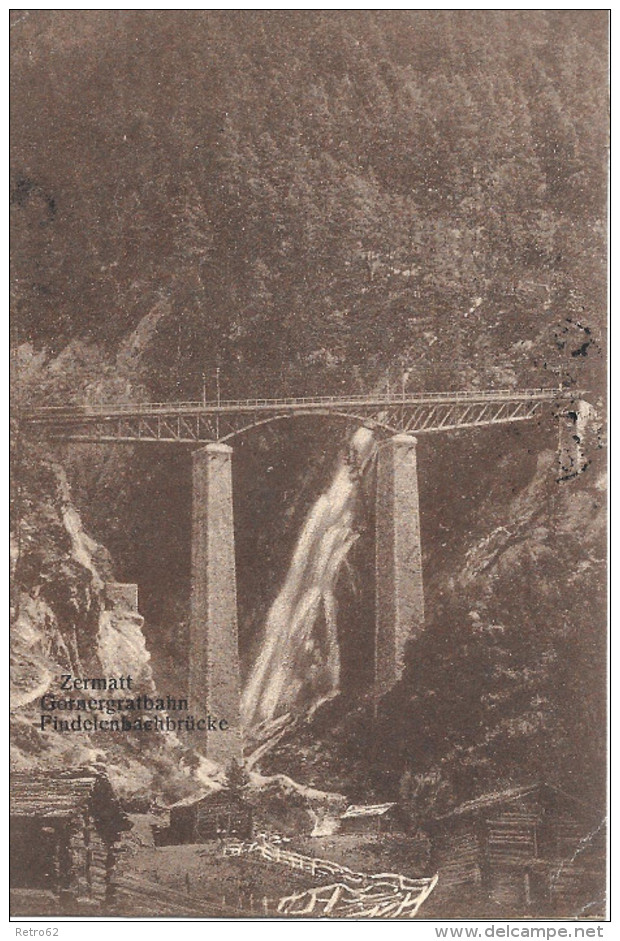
[223, 839, 438, 919]
[224, 839, 436, 891]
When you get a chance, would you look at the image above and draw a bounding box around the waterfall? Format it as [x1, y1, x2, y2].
[241, 427, 376, 731]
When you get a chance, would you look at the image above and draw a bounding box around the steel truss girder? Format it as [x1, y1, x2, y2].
[29, 396, 553, 445]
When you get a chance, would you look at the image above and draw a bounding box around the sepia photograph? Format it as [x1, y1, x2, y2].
[10, 9, 608, 921]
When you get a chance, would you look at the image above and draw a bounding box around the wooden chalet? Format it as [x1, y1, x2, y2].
[339, 802, 405, 835]
[426, 783, 605, 917]
[10, 768, 130, 914]
[160, 790, 253, 845]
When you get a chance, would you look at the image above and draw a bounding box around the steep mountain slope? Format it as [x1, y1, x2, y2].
[262, 437, 606, 818]
[11, 11, 606, 400]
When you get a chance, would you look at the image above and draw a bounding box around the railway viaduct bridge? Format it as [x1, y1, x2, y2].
[22, 387, 588, 765]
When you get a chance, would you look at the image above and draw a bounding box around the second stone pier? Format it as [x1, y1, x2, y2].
[189, 443, 242, 767]
[375, 433, 425, 700]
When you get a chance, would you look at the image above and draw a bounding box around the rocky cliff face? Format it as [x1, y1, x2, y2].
[10, 445, 220, 802]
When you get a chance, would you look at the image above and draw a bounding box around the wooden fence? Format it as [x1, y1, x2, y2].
[223, 839, 438, 918]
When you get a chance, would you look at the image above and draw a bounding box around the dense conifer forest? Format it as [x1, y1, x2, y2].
[11, 11, 606, 398]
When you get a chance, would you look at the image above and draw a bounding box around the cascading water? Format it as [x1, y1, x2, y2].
[241, 427, 377, 731]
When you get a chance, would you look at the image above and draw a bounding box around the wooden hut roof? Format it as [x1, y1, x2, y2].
[432, 783, 591, 824]
[10, 768, 129, 836]
[341, 802, 397, 819]
[166, 789, 218, 809]
[167, 788, 249, 811]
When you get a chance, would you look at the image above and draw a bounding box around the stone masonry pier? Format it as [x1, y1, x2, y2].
[189, 443, 242, 766]
[374, 434, 425, 700]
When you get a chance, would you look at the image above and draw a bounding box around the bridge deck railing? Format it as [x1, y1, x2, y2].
[22, 387, 575, 419]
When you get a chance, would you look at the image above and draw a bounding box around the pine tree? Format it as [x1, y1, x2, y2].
[225, 758, 250, 797]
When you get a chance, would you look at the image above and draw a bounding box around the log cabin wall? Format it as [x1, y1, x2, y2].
[548, 860, 601, 911]
[490, 869, 529, 909]
[538, 815, 582, 859]
[66, 815, 87, 897]
[169, 805, 196, 843]
[428, 785, 604, 916]
[86, 816, 112, 902]
[546, 822, 606, 913]
[10, 770, 129, 916]
[432, 824, 483, 889]
[168, 796, 253, 843]
[66, 813, 111, 903]
[194, 799, 253, 840]
[484, 808, 539, 869]
[340, 815, 382, 836]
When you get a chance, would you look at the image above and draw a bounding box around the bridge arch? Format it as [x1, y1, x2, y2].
[217, 409, 400, 443]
